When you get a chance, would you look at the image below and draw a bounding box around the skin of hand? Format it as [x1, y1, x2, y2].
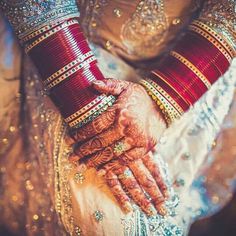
[66, 79, 168, 215]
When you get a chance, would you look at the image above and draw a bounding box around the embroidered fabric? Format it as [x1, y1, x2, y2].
[0, 0, 79, 40]
[0, 1, 236, 235]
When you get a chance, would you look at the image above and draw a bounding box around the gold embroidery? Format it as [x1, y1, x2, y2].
[121, 0, 168, 58]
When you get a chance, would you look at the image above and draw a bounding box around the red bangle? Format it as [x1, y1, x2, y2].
[24, 19, 110, 125]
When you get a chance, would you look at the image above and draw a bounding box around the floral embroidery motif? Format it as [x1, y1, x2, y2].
[121, 0, 168, 58]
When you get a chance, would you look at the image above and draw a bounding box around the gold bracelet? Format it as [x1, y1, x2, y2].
[45, 56, 96, 90]
[192, 20, 235, 58]
[68, 95, 115, 127]
[25, 19, 79, 53]
[22, 21, 63, 43]
[189, 25, 232, 62]
[170, 51, 211, 89]
[64, 94, 106, 123]
[44, 51, 93, 85]
[140, 79, 181, 117]
[140, 80, 181, 125]
[151, 70, 192, 106]
[146, 79, 184, 115]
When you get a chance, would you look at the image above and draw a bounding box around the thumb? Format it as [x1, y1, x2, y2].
[92, 78, 129, 95]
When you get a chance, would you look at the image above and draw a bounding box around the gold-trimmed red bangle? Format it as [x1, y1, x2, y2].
[68, 95, 115, 127]
[21, 21, 63, 43]
[191, 20, 235, 58]
[45, 56, 97, 89]
[170, 51, 211, 89]
[25, 19, 79, 53]
[18, 13, 80, 41]
[140, 79, 181, 125]
[64, 94, 106, 122]
[146, 79, 184, 115]
[151, 70, 192, 106]
[140, 79, 182, 117]
[189, 25, 232, 62]
[44, 51, 93, 85]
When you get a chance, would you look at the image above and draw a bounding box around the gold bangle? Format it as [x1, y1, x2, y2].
[146, 79, 184, 115]
[189, 25, 232, 62]
[192, 20, 235, 58]
[45, 56, 97, 90]
[44, 51, 93, 85]
[22, 21, 63, 43]
[170, 51, 211, 89]
[151, 70, 192, 106]
[68, 95, 115, 127]
[25, 19, 79, 53]
[140, 80, 181, 125]
[64, 94, 106, 123]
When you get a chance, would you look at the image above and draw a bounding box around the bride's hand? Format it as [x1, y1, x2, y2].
[67, 79, 168, 215]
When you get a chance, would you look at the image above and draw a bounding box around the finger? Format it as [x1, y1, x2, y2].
[93, 79, 129, 95]
[104, 170, 133, 213]
[129, 159, 166, 216]
[112, 164, 157, 216]
[143, 153, 169, 199]
[71, 125, 124, 162]
[85, 138, 133, 168]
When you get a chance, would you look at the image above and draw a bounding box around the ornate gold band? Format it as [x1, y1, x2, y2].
[25, 19, 79, 53]
[64, 94, 106, 122]
[189, 25, 232, 62]
[192, 20, 235, 58]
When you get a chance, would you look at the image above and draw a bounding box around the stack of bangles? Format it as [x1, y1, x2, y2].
[140, 20, 235, 126]
[22, 18, 116, 129]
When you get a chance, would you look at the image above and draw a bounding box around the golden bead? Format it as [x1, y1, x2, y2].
[113, 8, 122, 17]
[91, 21, 97, 27]
[105, 40, 112, 50]
[25, 180, 34, 191]
[172, 18, 181, 25]
[33, 214, 39, 221]
[9, 126, 16, 132]
[2, 138, 8, 144]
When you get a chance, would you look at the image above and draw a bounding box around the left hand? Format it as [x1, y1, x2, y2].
[66, 79, 168, 214]
[67, 79, 167, 166]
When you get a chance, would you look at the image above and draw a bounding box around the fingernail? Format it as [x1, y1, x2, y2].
[147, 205, 157, 216]
[69, 154, 79, 163]
[158, 205, 167, 216]
[97, 169, 106, 176]
[123, 202, 133, 213]
[65, 136, 74, 146]
[93, 80, 104, 86]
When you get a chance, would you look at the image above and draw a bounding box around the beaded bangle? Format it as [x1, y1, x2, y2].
[64, 94, 106, 123]
[140, 80, 181, 125]
[151, 70, 192, 106]
[21, 20, 63, 43]
[147, 79, 184, 115]
[25, 19, 79, 53]
[191, 20, 235, 58]
[69, 95, 116, 128]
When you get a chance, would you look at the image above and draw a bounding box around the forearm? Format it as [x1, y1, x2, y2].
[0, 1, 115, 128]
[140, 0, 235, 125]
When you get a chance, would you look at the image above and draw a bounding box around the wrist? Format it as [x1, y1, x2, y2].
[141, 20, 234, 126]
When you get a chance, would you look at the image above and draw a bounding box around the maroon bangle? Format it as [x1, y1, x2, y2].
[25, 19, 108, 123]
[149, 24, 233, 117]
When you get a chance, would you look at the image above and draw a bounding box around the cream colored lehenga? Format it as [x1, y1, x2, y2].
[0, 1, 236, 235]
